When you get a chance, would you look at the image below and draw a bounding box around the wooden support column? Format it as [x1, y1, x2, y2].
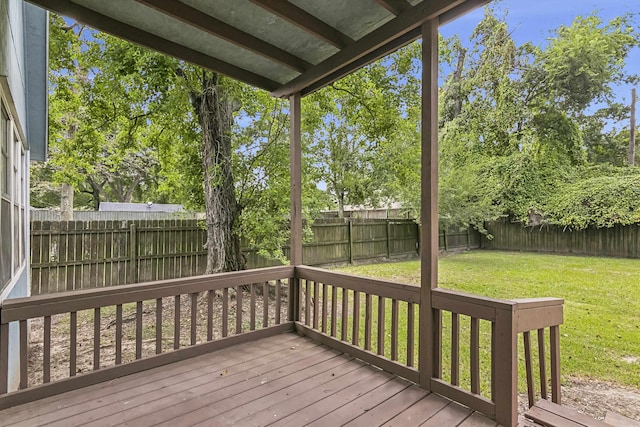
[289, 92, 302, 321]
[418, 18, 439, 389]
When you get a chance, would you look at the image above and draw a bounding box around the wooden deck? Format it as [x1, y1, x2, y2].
[0, 332, 499, 427]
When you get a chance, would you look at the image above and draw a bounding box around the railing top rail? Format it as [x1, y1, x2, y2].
[1, 266, 294, 323]
[295, 266, 420, 303]
[433, 288, 517, 311]
[512, 297, 564, 309]
[434, 288, 563, 311]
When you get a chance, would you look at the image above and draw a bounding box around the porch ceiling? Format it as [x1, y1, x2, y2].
[27, 0, 489, 97]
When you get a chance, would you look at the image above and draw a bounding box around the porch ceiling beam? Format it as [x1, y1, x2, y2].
[270, 0, 465, 98]
[249, 0, 354, 49]
[134, 0, 312, 73]
[300, 0, 492, 97]
[375, 0, 412, 16]
[28, 0, 281, 92]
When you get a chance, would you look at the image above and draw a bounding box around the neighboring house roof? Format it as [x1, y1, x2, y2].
[99, 202, 185, 213]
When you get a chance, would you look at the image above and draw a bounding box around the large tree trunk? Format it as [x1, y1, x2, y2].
[191, 72, 245, 273]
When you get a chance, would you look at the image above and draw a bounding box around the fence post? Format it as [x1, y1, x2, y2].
[467, 226, 471, 250]
[442, 228, 448, 251]
[348, 219, 354, 264]
[129, 223, 138, 284]
[386, 220, 391, 259]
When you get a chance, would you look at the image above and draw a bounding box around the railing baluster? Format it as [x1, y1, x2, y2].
[391, 299, 399, 361]
[305, 280, 311, 326]
[524, 331, 535, 407]
[235, 286, 242, 334]
[331, 285, 338, 337]
[70, 311, 77, 375]
[341, 288, 348, 341]
[222, 288, 228, 337]
[207, 290, 213, 341]
[250, 284, 257, 331]
[434, 309, 442, 379]
[174, 295, 180, 349]
[115, 305, 122, 364]
[263, 282, 269, 328]
[0, 322, 8, 393]
[190, 293, 197, 345]
[470, 316, 479, 394]
[321, 283, 328, 333]
[550, 325, 561, 404]
[156, 298, 163, 354]
[407, 302, 414, 367]
[313, 280, 319, 329]
[43, 315, 51, 383]
[377, 296, 385, 356]
[135, 302, 143, 359]
[275, 279, 282, 324]
[91, 308, 100, 370]
[365, 293, 372, 351]
[19, 320, 27, 389]
[451, 312, 459, 386]
[490, 321, 496, 401]
[352, 291, 360, 346]
[538, 328, 548, 399]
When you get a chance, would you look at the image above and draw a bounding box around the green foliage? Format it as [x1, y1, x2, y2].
[42, 15, 324, 263]
[537, 13, 638, 114]
[545, 169, 640, 229]
[427, 6, 638, 230]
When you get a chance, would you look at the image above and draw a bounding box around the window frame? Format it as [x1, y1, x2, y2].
[0, 93, 28, 291]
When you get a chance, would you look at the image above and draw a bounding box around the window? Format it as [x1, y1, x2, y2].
[0, 104, 10, 286]
[20, 148, 25, 265]
[13, 132, 20, 272]
[0, 98, 27, 290]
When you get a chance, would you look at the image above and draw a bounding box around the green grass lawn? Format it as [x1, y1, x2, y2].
[338, 250, 640, 389]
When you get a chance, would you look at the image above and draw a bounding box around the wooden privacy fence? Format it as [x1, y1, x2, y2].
[30, 219, 480, 295]
[484, 218, 640, 258]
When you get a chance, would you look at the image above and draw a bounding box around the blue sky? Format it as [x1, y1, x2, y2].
[440, 0, 639, 105]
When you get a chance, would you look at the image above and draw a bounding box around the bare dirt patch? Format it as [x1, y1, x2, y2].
[519, 377, 640, 422]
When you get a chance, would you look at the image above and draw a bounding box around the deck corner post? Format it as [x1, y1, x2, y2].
[289, 92, 302, 322]
[418, 17, 439, 390]
[493, 306, 518, 427]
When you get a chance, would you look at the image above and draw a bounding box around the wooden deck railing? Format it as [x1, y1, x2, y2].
[432, 288, 563, 427]
[0, 266, 294, 409]
[0, 265, 563, 427]
[294, 266, 420, 383]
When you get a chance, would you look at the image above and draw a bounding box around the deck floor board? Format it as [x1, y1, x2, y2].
[0, 332, 499, 427]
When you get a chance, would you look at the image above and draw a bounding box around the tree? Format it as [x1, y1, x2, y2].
[47, 16, 172, 212]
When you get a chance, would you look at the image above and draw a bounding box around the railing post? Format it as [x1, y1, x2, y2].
[493, 305, 518, 427]
[288, 92, 302, 322]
